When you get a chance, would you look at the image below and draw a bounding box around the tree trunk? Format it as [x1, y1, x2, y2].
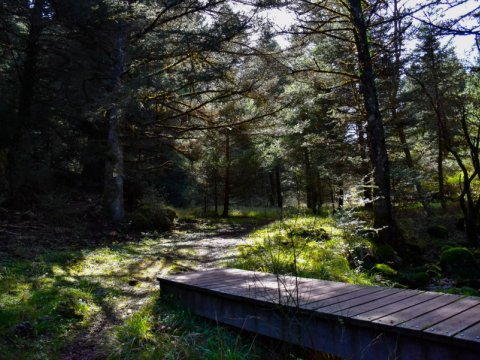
[103, 23, 127, 224]
[338, 181, 344, 209]
[7, 0, 45, 204]
[275, 163, 283, 209]
[304, 148, 317, 213]
[398, 126, 432, 215]
[269, 171, 276, 207]
[390, 0, 431, 216]
[329, 179, 335, 213]
[348, 0, 396, 244]
[214, 172, 218, 216]
[358, 124, 373, 209]
[221, 131, 230, 218]
[437, 134, 447, 211]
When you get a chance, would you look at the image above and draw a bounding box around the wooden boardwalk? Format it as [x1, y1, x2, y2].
[158, 268, 480, 359]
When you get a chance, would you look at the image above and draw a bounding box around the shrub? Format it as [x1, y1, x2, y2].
[440, 247, 479, 278]
[128, 205, 176, 231]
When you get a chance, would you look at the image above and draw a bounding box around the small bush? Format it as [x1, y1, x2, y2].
[440, 247, 479, 278]
[128, 205, 176, 231]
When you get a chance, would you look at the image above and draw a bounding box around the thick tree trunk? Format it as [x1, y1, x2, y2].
[103, 24, 127, 223]
[221, 132, 230, 218]
[7, 0, 45, 204]
[348, 0, 396, 244]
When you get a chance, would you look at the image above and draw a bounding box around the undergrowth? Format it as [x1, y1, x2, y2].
[232, 211, 379, 285]
[0, 210, 279, 359]
[113, 296, 264, 359]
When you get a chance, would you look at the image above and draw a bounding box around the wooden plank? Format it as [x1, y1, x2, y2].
[213, 277, 321, 306]
[455, 321, 480, 343]
[424, 304, 480, 337]
[314, 288, 404, 313]
[399, 297, 479, 331]
[158, 269, 480, 359]
[333, 290, 422, 318]
[303, 286, 389, 311]
[354, 292, 442, 322]
[163, 268, 244, 285]
[194, 272, 273, 289]
[374, 294, 462, 327]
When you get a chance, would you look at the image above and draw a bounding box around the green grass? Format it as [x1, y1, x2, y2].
[231, 213, 378, 285]
[113, 296, 263, 359]
[0, 220, 272, 359]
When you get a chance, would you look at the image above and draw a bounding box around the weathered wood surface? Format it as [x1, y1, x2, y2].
[158, 268, 480, 360]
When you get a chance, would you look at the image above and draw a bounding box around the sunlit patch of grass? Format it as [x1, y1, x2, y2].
[113, 295, 264, 360]
[232, 213, 377, 285]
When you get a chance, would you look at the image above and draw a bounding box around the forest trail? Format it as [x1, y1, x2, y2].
[61, 219, 267, 360]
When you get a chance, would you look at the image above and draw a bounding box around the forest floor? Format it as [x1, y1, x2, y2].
[0, 210, 277, 360]
[1, 204, 479, 359]
[61, 219, 268, 360]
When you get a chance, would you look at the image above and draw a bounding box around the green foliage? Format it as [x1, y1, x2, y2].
[128, 205, 177, 231]
[445, 287, 480, 297]
[440, 247, 479, 278]
[233, 214, 377, 285]
[373, 263, 398, 277]
[113, 298, 261, 360]
[0, 223, 276, 359]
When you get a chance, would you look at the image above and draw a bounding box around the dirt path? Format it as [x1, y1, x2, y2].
[61, 219, 267, 360]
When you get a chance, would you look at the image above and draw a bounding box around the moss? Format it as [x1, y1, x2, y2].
[446, 287, 480, 297]
[440, 247, 479, 278]
[128, 205, 176, 231]
[373, 263, 398, 277]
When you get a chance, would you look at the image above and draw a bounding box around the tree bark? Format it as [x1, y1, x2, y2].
[103, 22, 127, 223]
[304, 148, 318, 213]
[7, 0, 45, 204]
[348, 0, 395, 244]
[221, 131, 230, 218]
[275, 163, 283, 209]
[437, 133, 447, 211]
[269, 171, 276, 206]
[338, 181, 344, 209]
[214, 171, 218, 215]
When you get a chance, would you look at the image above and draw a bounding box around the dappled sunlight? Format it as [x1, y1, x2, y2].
[0, 218, 268, 358]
